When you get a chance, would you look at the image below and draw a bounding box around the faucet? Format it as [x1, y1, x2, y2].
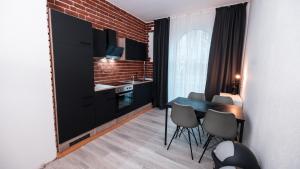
[131, 72, 138, 81]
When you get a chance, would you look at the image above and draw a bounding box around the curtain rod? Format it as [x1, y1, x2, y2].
[147, 0, 251, 23]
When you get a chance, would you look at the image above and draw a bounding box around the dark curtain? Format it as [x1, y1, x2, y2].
[205, 3, 247, 101]
[153, 18, 170, 109]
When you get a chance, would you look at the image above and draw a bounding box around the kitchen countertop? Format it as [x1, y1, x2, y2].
[94, 80, 153, 92]
[120, 80, 153, 85]
[94, 84, 116, 92]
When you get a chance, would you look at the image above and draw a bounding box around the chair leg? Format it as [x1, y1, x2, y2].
[187, 130, 194, 160]
[175, 127, 181, 138]
[203, 135, 210, 148]
[199, 135, 212, 163]
[200, 121, 205, 134]
[197, 126, 202, 144]
[178, 127, 185, 138]
[190, 128, 198, 146]
[167, 126, 179, 150]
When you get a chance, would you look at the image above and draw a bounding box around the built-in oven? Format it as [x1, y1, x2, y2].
[115, 84, 134, 110]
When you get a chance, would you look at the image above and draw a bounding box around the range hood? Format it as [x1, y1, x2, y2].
[106, 45, 124, 60]
[93, 29, 124, 60]
[105, 29, 123, 60]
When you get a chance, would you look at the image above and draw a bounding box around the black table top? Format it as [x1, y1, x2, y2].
[167, 97, 244, 121]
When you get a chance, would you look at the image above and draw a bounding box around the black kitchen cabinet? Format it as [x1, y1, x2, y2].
[133, 82, 153, 109]
[93, 29, 107, 58]
[105, 29, 117, 47]
[125, 38, 147, 61]
[50, 10, 95, 144]
[94, 89, 117, 127]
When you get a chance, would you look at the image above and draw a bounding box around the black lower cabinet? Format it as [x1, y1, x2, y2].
[117, 82, 153, 118]
[58, 99, 95, 143]
[133, 82, 153, 109]
[94, 89, 117, 127]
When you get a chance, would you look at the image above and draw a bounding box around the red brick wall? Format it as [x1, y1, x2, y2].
[94, 60, 153, 84]
[47, 0, 147, 43]
[146, 22, 154, 33]
[47, 0, 153, 85]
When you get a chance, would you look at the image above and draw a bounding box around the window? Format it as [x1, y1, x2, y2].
[168, 30, 211, 100]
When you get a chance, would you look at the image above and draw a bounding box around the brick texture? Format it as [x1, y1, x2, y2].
[94, 60, 153, 84]
[47, 0, 154, 85]
[146, 22, 154, 33]
[47, 0, 148, 43]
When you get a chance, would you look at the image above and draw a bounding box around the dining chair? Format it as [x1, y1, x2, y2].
[188, 92, 206, 101]
[167, 102, 200, 160]
[212, 95, 234, 105]
[199, 109, 237, 163]
[188, 92, 206, 142]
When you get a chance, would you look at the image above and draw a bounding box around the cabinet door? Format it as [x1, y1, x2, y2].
[125, 38, 147, 61]
[133, 82, 153, 108]
[93, 29, 107, 58]
[94, 90, 117, 127]
[51, 10, 95, 143]
[105, 29, 117, 47]
[51, 10, 92, 45]
[54, 42, 95, 143]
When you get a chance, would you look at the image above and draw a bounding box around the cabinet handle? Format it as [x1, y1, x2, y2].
[82, 103, 93, 107]
[80, 41, 91, 46]
[82, 95, 94, 100]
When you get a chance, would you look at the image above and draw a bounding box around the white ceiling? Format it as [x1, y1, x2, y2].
[107, 0, 246, 22]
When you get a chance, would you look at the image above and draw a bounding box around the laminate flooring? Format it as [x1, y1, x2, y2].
[44, 108, 216, 169]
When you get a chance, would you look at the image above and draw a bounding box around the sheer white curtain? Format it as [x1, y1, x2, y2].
[168, 10, 216, 101]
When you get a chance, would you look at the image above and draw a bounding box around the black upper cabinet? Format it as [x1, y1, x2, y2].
[51, 10, 92, 45]
[126, 38, 147, 61]
[51, 10, 95, 144]
[105, 29, 117, 47]
[93, 29, 107, 58]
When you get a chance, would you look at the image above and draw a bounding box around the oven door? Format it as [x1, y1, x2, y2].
[118, 91, 133, 110]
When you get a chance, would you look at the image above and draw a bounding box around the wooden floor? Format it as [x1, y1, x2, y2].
[45, 108, 215, 169]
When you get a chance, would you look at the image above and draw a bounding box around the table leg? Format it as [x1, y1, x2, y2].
[164, 108, 168, 145]
[239, 121, 244, 143]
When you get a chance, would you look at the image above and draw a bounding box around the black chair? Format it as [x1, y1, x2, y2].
[199, 109, 237, 163]
[167, 103, 200, 160]
[188, 92, 206, 142]
[212, 141, 261, 169]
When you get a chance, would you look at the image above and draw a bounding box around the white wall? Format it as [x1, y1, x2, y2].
[148, 32, 154, 62]
[0, 1, 57, 169]
[241, 0, 300, 168]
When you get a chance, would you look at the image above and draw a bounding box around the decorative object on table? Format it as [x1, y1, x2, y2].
[212, 141, 261, 169]
[199, 109, 237, 163]
[232, 74, 241, 95]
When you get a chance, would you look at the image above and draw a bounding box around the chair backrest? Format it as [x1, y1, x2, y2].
[171, 102, 199, 128]
[212, 95, 234, 105]
[203, 109, 237, 139]
[188, 92, 206, 101]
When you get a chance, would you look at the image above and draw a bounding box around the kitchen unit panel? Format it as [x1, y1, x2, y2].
[51, 10, 95, 144]
[94, 89, 117, 127]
